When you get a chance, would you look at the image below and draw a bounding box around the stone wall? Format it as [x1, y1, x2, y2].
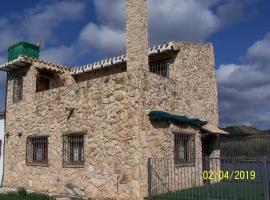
[74, 64, 127, 83]
[137, 66, 218, 196]
[3, 42, 219, 199]
[170, 43, 219, 126]
[4, 68, 143, 199]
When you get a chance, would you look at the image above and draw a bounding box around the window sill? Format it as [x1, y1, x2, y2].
[174, 162, 195, 168]
[13, 100, 23, 103]
[63, 161, 85, 168]
[26, 161, 48, 167]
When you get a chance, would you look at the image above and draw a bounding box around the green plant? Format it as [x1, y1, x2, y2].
[17, 188, 27, 197]
[0, 189, 55, 200]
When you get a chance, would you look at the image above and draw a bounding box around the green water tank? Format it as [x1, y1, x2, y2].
[8, 41, 39, 62]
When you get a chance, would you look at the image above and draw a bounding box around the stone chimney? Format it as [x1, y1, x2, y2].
[126, 0, 149, 71]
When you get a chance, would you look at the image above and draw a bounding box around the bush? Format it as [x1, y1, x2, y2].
[0, 188, 55, 200]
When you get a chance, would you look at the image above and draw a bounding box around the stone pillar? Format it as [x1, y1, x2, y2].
[126, 0, 149, 71]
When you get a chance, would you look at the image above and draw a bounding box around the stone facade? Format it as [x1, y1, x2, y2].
[2, 0, 220, 199]
[3, 42, 219, 199]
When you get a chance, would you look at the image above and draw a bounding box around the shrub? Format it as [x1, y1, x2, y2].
[0, 188, 54, 200]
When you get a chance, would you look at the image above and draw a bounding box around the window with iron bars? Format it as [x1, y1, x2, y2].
[63, 134, 85, 168]
[149, 60, 169, 78]
[26, 136, 48, 166]
[13, 75, 23, 102]
[174, 133, 195, 166]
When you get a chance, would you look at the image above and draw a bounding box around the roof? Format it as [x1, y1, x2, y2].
[8, 41, 39, 51]
[0, 41, 190, 75]
[0, 55, 69, 73]
[70, 41, 178, 75]
[201, 124, 229, 135]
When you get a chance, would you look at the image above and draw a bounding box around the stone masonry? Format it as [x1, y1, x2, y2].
[3, 42, 219, 199]
[2, 0, 220, 199]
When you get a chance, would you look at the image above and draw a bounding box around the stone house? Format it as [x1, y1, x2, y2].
[0, 0, 226, 199]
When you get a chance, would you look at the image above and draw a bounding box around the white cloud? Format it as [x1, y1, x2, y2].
[79, 0, 257, 57]
[0, 17, 21, 52]
[246, 33, 270, 67]
[22, 1, 85, 42]
[217, 1, 246, 26]
[0, 1, 86, 55]
[40, 45, 75, 65]
[94, 0, 125, 30]
[79, 23, 125, 57]
[148, 0, 219, 44]
[217, 32, 270, 129]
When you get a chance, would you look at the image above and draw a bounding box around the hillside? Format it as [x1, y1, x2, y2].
[222, 125, 267, 136]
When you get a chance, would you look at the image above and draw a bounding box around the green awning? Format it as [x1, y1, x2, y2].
[148, 111, 208, 127]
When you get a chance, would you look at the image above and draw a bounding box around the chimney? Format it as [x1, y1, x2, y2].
[126, 0, 149, 71]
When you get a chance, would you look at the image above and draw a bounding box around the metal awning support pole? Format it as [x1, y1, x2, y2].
[263, 157, 270, 200]
[148, 158, 152, 197]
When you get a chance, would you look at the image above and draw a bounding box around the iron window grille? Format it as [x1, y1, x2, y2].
[26, 136, 48, 166]
[63, 134, 85, 168]
[149, 60, 169, 78]
[13, 75, 23, 102]
[174, 133, 195, 166]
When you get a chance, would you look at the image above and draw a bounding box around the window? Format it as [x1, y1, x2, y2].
[36, 70, 55, 92]
[174, 133, 195, 166]
[63, 134, 84, 168]
[13, 75, 23, 102]
[26, 136, 48, 166]
[149, 60, 169, 77]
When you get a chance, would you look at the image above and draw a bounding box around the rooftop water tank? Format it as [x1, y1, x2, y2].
[8, 41, 39, 62]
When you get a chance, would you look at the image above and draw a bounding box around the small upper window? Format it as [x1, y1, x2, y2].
[13, 75, 23, 102]
[26, 136, 48, 166]
[174, 133, 195, 166]
[36, 70, 55, 92]
[149, 60, 169, 78]
[63, 134, 85, 168]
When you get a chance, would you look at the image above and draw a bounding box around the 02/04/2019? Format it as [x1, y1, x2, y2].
[202, 170, 256, 180]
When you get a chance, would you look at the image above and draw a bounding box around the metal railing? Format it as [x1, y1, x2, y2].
[147, 157, 270, 200]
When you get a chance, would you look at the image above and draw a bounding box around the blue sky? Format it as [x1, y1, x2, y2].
[0, 0, 270, 129]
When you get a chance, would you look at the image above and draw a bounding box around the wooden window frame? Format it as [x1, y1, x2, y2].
[13, 75, 23, 102]
[26, 136, 48, 166]
[63, 134, 85, 168]
[174, 133, 195, 166]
